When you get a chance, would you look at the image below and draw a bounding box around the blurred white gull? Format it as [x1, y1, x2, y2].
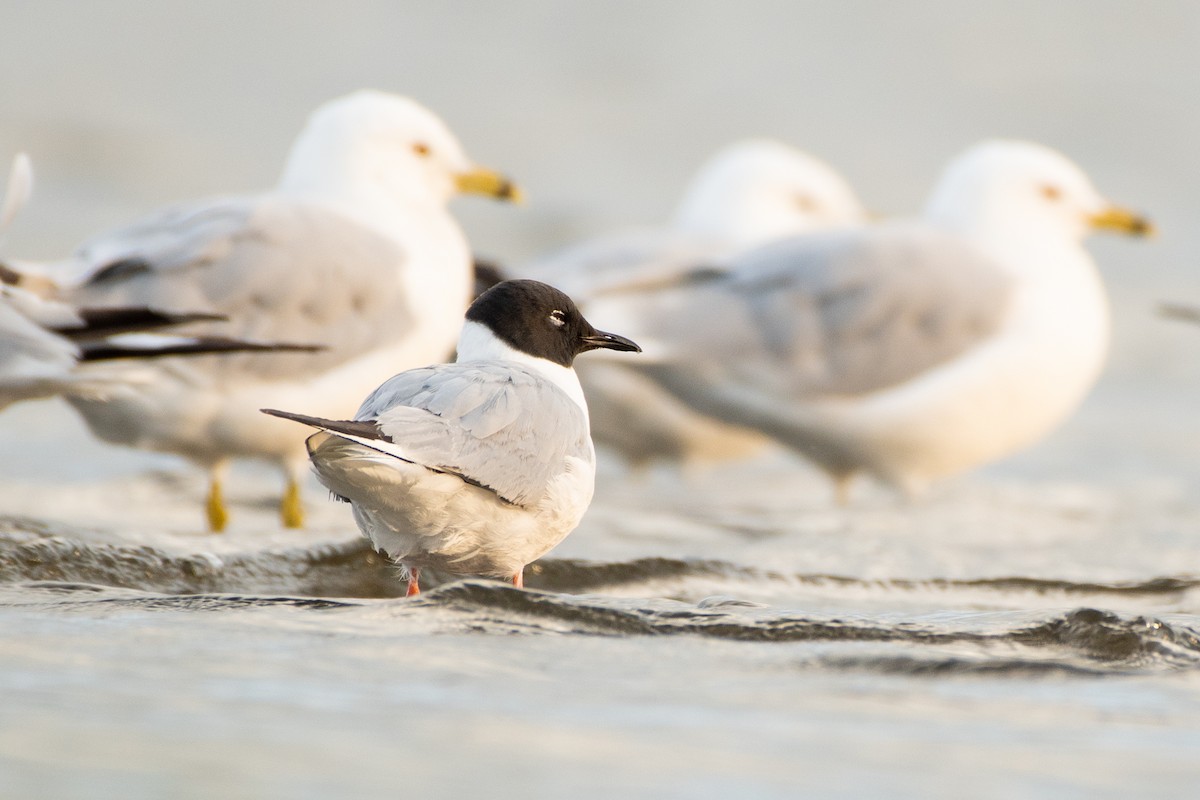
[264, 280, 640, 595]
[7, 91, 520, 531]
[671, 139, 867, 249]
[585, 140, 1151, 500]
[521, 139, 866, 468]
[524, 139, 865, 298]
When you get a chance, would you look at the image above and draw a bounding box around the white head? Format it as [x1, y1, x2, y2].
[922, 140, 1152, 246]
[278, 90, 519, 210]
[670, 139, 866, 248]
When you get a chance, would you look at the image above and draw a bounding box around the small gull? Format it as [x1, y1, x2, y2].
[521, 140, 866, 468]
[7, 91, 520, 531]
[585, 140, 1151, 500]
[264, 279, 640, 595]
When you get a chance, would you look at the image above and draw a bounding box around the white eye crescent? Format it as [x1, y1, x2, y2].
[550, 310, 566, 327]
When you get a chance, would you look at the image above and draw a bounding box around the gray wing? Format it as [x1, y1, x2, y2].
[618, 224, 1014, 399]
[355, 362, 591, 506]
[60, 195, 416, 381]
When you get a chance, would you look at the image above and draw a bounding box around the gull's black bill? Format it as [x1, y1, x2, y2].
[580, 330, 641, 354]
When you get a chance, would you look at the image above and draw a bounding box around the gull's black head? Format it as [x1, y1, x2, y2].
[466, 279, 641, 367]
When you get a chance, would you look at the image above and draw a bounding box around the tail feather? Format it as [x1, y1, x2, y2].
[260, 408, 383, 440]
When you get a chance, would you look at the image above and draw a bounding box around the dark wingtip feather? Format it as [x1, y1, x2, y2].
[261, 409, 385, 442]
[79, 337, 323, 362]
[260, 408, 327, 427]
[62, 307, 230, 339]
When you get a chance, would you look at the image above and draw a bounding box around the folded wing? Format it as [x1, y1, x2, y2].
[267, 362, 590, 507]
[60, 196, 416, 382]
[608, 224, 1015, 402]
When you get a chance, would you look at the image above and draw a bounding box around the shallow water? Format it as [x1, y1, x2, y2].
[3, 2, 1200, 798]
[1, 461, 1199, 799]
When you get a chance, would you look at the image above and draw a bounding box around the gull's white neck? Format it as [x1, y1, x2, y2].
[276, 179, 453, 244]
[456, 321, 590, 421]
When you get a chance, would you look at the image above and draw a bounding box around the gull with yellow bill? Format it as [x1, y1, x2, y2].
[6, 90, 521, 531]
[586, 140, 1153, 500]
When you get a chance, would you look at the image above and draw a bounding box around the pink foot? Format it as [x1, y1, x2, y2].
[406, 568, 421, 597]
[512, 570, 524, 589]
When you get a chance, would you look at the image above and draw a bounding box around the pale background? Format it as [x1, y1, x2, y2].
[2, 6, 1200, 799]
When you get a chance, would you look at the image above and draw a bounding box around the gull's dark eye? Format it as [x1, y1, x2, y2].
[549, 309, 566, 328]
[412, 142, 431, 158]
[1040, 184, 1062, 202]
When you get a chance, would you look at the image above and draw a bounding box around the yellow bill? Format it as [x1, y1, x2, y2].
[455, 168, 524, 203]
[1090, 206, 1154, 237]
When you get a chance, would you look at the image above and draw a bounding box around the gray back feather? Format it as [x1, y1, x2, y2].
[633, 224, 1014, 398]
[356, 362, 590, 506]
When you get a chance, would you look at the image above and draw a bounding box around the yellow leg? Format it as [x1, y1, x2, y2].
[832, 473, 855, 507]
[281, 478, 304, 529]
[206, 476, 229, 533]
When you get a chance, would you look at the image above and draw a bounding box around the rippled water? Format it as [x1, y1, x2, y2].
[2, 463, 1200, 799]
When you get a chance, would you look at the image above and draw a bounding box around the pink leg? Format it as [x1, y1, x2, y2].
[512, 570, 524, 589]
[406, 567, 421, 597]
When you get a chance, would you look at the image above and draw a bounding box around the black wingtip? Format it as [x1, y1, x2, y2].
[60, 307, 231, 339]
[78, 337, 324, 362]
[171, 338, 324, 354]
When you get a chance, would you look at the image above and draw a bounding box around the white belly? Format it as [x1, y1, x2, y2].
[798, 263, 1110, 492]
[309, 434, 595, 578]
